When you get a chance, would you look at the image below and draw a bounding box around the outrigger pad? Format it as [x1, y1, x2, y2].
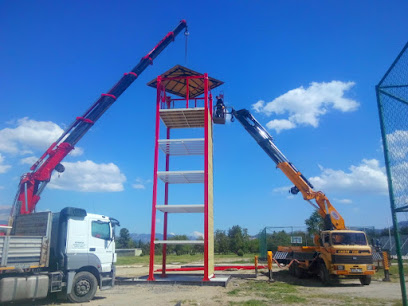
[213, 115, 226, 124]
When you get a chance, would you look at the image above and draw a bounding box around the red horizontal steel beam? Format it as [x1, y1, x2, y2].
[155, 265, 268, 272]
[161, 75, 204, 81]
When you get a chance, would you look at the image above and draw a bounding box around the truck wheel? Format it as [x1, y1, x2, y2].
[289, 262, 295, 276]
[294, 262, 306, 279]
[67, 271, 98, 303]
[359, 275, 371, 286]
[318, 263, 331, 286]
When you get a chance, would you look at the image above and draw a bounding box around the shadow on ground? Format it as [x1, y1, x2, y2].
[259, 270, 366, 288]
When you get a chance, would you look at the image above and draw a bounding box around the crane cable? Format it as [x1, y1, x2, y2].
[184, 26, 189, 64]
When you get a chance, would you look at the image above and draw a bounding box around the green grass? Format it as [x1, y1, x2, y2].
[229, 300, 268, 306]
[227, 281, 304, 304]
[116, 253, 258, 266]
[376, 261, 408, 282]
[310, 293, 400, 306]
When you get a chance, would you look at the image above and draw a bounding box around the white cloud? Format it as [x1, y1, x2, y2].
[387, 130, 408, 160]
[252, 81, 359, 132]
[0, 154, 11, 173]
[0, 118, 63, 154]
[272, 186, 292, 194]
[252, 100, 265, 113]
[69, 147, 84, 157]
[48, 160, 126, 192]
[191, 231, 204, 239]
[132, 184, 145, 190]
[266, 119, 296, 133]
[0, 205, 11, 221]
[334, 198, 353, 204]
[131, 178, 151, 190]
[0, 118, 85, 158]
[20, 156, 38, 165]
[309, 159, 388, 195]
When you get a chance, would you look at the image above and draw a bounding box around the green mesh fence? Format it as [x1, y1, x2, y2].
[376, 41, 408, 305]
[258, 226, 308, 260]
[377, 42, 408, 212]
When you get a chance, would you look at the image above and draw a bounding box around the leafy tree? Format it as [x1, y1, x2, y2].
[228, 225, 245, 255]
[140, 241, 150, 255]
[191, 238, 204, 255]
[215, 230, 229, 254]
[266, 230, 291, 252]
[116, 228, 131, 249]
[305, 210, 324, 236]
[168, 235, 191, 255]
[247, 238, 259, 253]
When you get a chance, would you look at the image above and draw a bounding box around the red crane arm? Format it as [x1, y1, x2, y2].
[11, 20, 188, 216]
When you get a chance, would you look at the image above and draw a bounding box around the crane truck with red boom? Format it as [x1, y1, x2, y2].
[215, 107, 375, 285]
[0, 20, 188, 303]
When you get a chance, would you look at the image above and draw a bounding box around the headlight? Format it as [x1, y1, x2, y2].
[367, 265, 374, 270]
[337, 265, 345, 270]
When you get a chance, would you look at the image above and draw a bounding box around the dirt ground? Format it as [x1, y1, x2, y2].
[16, 265, 406, 305]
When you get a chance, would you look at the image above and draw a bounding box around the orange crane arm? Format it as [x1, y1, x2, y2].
[230, 109, 346, 230]
[277, 162, 345, 230]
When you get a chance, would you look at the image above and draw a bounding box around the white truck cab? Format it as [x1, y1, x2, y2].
[66, 213, 116, 273]
[0, 207, 119, 303]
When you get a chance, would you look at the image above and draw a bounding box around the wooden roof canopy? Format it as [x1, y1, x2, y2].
[147, 65, 224, 98]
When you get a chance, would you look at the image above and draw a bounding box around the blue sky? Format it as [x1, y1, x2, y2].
[1, 1, 408, 236]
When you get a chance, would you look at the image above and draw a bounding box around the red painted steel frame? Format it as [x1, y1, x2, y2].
[148, 76, 163, 281]
[203, 73, 210, 281]
[155, 265, 268, 272]
[162, 127, 170, 277]
[149, 72, 213, 281]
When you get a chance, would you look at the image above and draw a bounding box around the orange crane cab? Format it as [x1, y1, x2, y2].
[217, 108, 375, 285]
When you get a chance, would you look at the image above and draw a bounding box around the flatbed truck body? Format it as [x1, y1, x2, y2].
[0, 207, 118, 303]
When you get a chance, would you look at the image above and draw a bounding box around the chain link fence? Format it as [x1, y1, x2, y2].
[377, 42, 408, 213]
[376, 41, 408, 305]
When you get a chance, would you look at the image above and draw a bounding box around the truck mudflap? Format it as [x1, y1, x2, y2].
[100, 266, 115, 291]
[66, 271, 76, 295]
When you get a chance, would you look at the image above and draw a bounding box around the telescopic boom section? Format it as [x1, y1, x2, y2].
[232, 109, 346, 230]
[12, 20, 188, 216]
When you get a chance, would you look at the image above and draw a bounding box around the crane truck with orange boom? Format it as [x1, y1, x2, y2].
[0, 20, 188, 303]
[215, 107, 375, 285]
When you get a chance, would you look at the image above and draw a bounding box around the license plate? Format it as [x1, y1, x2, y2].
[351, 268, 362, 273]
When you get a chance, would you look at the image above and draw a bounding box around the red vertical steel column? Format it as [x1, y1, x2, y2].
[203, 73, 210, 281]
[148, 76, 162, 281]
[186, 78, 190, 108]
[161, 127, 170, 278]
[209, 93, 213, 118]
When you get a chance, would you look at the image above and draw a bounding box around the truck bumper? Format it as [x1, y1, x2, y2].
[332, 264, 375, 276]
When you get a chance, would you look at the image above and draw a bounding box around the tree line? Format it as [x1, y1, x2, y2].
[116, 225, 259, 256]
[117, 210, 398, 256]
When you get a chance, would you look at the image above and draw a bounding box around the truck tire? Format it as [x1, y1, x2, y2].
[67, 271, 98, 303]
[289, 262, 295, 276]
[359, 275, 371, 286]
[318, 263, 331, 286]
[294, 262, 306, 279]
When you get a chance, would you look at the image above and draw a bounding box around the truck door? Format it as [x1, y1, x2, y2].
[88, 218, 114, 273]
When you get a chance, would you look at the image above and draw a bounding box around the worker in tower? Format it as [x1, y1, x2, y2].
[215, 95, 225, 118]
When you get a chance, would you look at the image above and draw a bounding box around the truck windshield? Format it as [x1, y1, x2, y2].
[331, 232, 367, 246]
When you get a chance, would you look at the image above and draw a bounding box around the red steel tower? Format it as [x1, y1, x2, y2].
[147, 65, 223, 281]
